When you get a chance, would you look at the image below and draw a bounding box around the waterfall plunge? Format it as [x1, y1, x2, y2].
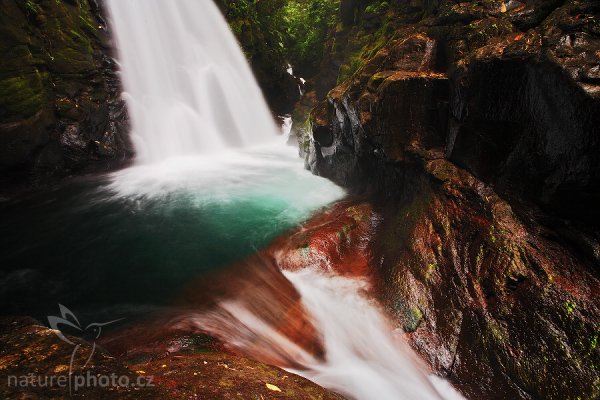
[105, 2, 464, 399]
[178, 266, 465, 400]
[106, 0, 278, 163]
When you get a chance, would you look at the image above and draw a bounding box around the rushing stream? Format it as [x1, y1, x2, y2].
[0, 0, 464, 398]
[177, 265, 464, 400]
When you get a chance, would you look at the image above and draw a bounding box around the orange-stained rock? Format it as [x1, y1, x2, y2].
[129, 352, 345, 400]
[0, 317, 343, 400]
[103, 255, 325, 369]
[267, 201, 377, 279]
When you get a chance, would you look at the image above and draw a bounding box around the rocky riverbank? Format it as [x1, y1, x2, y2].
[0, 0, 132, 190]
[0, 317, 343, 399]
[261, 196, 599, 399]
[290, 0, 600, 398]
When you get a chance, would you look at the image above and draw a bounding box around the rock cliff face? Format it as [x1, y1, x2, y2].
[261, 196, 599, 399]
[305, 0, 600, 222]
[294, 0, 600, 398]
[0, 0, 131, 188]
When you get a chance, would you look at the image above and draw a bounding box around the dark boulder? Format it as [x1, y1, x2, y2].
[0, 0, 132, 190]
[295, 0, 600, 398]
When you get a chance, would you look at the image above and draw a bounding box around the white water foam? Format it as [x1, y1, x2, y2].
[181, 267, 465, 400]
[286, 269, 465, 400]
[106, 2, 465, 398]
[106, 0, 279, 163]
[105, 142, 346, 226]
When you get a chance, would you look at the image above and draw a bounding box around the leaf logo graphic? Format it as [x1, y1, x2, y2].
[47, 304, 124, 393]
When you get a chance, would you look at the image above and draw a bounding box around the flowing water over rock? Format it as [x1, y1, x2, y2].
[0, 0, 467, 398]
[176, 265, 464, 400]
[106, 0, 279, 162]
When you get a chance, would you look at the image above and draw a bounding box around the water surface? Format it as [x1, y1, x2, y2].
[0, 144, 344, 321]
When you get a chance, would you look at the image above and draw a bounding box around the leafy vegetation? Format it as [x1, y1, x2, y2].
[24, 0, 42, 15]
[216, 0, 286, 64]
[217, 0, 339, 75]
[365, 1, 389, 14]
[280, 0, 340, 73]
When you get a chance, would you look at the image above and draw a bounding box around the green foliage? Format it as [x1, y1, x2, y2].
[24, 0, 42, 15]
[336, 18, 393, 84]
[217, 0, 339, 74]
[365, 1, 389, 14]
[281, 0, 340, 72]
[216, 0, 287, 67]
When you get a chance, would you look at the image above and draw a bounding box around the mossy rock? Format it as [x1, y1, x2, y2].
[49, 46, 96, 74]
[0, 0, 129, 180]
[0, 72, 49, 119]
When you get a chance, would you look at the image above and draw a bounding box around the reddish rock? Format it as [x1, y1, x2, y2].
[129, 353, 344, 400]
[102, 255, 325, 370]
[295, 2, 600, 396]
[251, 168, 600, 399]
[268, 202, 376, 278]
[0, 317, 163, 399]
[0, 317, 343, 400]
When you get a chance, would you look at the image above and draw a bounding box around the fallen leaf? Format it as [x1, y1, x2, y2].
[265, 383, 282, 392]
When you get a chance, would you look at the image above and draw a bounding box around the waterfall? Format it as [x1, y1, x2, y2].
[177, 267, 465, 400]
[104, 2, 464, 399]
[106, 0, 278, 163]
[285, 269, 449, 400]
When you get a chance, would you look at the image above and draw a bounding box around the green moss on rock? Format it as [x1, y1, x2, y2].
[0, 72, 48, 118]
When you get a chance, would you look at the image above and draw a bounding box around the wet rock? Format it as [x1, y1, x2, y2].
[295, 0, 600, 398]
[103, 255, 327, 370]
[361, 71, 449, 160]
[303, 0, 600, 222]
[437, 1, 500, 24]
[0, 0, 132, 189]
[307, 33, 449, 191]
[508, 0, 564, 31]
[448, 42, 600, 221]
[0, 317, 163, 399]
[0, 110, 53, 169]
[259, 187, 600, 399]
[380, 34, 438, 72]
[292, 89, 321, 158]
[269, 202, 376, 278]
[372, 160, 600, 400]
[0, 317, 344, 400]
[129, 353, 345, 400]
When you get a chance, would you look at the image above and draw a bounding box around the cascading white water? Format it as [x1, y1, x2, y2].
[106, 2, 465, 399]
[106, 0, 279, 163]
[180, 267, 465, 400]
[285, 269, 464, 400]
